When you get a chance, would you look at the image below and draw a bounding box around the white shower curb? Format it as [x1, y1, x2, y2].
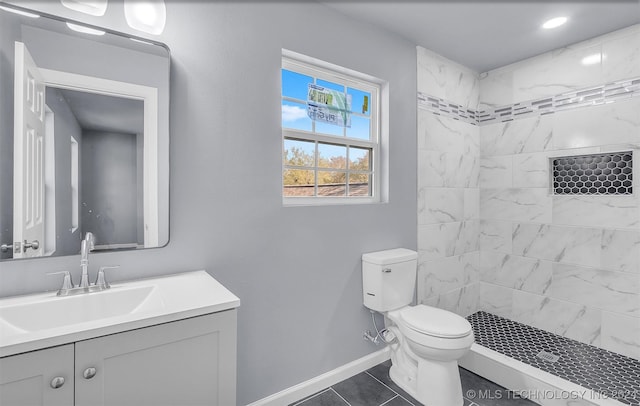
[460, 343, 625, 406]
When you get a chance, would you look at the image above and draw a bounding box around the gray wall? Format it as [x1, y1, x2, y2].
[0, 1, 417, 404]
[81, 130, 138, 247]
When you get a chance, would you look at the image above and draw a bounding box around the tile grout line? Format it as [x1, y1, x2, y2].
[329, 387, 352, 406]
[289, 388, 334, 406]
[463, 397, 478, 406]
[379, 395, 400, 406]
[365, 371, 417, 406]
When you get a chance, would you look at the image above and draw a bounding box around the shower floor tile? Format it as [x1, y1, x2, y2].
[467, 311, 640, 406]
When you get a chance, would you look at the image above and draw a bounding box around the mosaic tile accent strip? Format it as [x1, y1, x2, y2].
[552, 151, 633, 195]
[417, 93, 479, 125]
[467, 311, 640, 406]
[418, 76, 640, 126]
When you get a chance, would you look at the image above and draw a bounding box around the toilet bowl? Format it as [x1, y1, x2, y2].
[362, 248, 474, 406]
[386, 305, 474, 405]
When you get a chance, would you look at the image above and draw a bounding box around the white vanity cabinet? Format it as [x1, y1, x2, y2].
[0, 310, 237, 406]
[0, 344, 74, 406]
[76, 310, 237, 406]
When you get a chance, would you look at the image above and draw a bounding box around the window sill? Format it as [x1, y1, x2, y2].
[283, 196, 381, 207]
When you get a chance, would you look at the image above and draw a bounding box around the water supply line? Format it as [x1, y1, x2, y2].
[363, 310, 397, 345]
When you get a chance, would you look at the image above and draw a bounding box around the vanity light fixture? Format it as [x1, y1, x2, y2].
[542, 16, 568, 29]
[124, 0, 166, 35]
[60, 0, 107, 17]
[66, 22, 106, 36]
[0, 5, 40, 18]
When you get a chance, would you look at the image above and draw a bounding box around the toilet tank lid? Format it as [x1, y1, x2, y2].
[362, 248, 418, 265]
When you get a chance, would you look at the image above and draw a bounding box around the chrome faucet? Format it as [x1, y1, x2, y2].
[48, 265, 119, 296]
[48, 233, 120, 296]
[79, 232, 95, 288]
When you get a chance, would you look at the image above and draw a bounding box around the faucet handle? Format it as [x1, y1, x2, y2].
[95, 266, 120, 289]
[47, 271, 74, 293]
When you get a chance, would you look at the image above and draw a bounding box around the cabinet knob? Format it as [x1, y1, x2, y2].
[50, 376, 65, 389]
[83, 367, 97, 379]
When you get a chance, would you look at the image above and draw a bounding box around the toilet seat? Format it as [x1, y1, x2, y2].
[398, 305, 472, 338]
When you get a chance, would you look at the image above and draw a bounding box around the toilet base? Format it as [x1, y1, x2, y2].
[389, 358, 464, 406]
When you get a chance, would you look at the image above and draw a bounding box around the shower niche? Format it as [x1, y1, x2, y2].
[551, 151, 633, 196]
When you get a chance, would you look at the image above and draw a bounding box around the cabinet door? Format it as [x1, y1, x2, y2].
[75, 310, 237, 406]
[0, 344, 74, 406]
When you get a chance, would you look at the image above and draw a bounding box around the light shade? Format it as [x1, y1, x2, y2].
[60, 0, 107, 16]
[124, 1, 166, 35]
[542, 16, 568, 30]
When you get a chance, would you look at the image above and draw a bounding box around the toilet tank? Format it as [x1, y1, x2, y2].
[362, 248, 418, 312]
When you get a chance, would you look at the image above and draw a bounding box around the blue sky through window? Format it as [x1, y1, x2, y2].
[316, 79, 343, 92]
[282, 68, 371, 140]
[282, 100, 311, 131]
[282, 69, 312, 100]
[348, 88, 371, 116]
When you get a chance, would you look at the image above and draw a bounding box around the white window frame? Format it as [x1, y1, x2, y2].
[282, 51, 383, 206]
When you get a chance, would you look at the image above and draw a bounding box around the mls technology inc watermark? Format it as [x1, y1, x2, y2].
[465, 388, 640, 401]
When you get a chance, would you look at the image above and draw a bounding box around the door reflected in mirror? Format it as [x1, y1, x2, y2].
[0, 3, 170, 261]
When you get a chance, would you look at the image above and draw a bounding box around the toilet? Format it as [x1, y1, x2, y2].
[362, 248, 474, 406]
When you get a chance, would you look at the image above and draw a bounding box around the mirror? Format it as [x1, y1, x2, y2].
[0, 3, 170, 261]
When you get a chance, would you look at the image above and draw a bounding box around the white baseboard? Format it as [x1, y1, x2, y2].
[460, 344, 624, 406]
[246, 347, 391, 406]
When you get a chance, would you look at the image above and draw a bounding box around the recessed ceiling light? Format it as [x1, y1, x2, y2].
[542, 17, 568, 29]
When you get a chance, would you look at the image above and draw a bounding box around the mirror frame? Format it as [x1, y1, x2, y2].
[0, 2, 170, 261]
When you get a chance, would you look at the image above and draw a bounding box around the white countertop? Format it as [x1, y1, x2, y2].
[0, 270, 240, 357]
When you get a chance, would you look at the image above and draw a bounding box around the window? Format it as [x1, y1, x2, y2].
[282, 52, 381, 204]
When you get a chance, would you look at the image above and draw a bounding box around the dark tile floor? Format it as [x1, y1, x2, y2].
[291, 310, 640, 405]
[289, 360, 538, 406]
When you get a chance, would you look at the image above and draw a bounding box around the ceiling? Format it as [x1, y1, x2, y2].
[57, 88, 143, 134]
[323, 1, 640, 73]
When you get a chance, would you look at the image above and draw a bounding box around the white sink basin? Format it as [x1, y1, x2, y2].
[0, 270, 240, 357]
[1, 285, 163, 332]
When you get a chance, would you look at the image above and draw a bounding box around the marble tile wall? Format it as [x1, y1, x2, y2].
[476, 25, 640, 360]
[479, 25, 640, 110]
[417, 26, 639, 360]
[417, 47, 481, 318]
